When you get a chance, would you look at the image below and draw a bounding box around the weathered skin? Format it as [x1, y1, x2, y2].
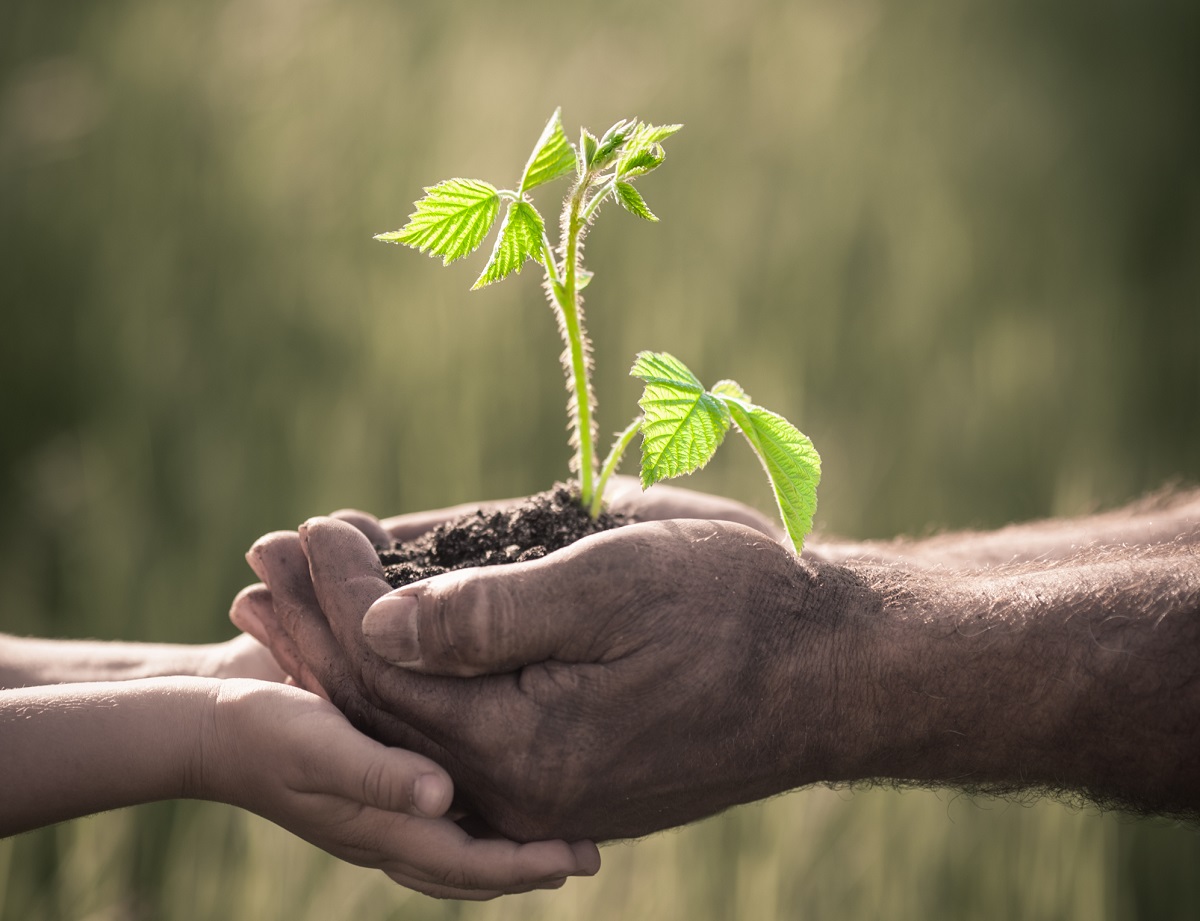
[236, 482, 1200, 841]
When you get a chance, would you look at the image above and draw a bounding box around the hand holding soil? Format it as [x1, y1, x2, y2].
[241, 512, 849, 843]
[237, 486, 1200, 846]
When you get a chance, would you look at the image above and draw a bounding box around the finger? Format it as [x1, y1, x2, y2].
[330, 508, 392, 550]
[310, 729, 454, 819]
[608, 476, 782, 538]
[380, 820, 600, 893]
[229, 582, 319, 691]
[228, 583, 272, 645]
[382, 871, 567, 901]
[358, 526, 646, 676]
[379, 498, 514, 543]
[247, 531, 356, 699]
[297, 516, 475, 730]
[297, 516, 393, 654]
[382, 875, 505, 901]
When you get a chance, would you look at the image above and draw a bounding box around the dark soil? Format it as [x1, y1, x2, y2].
[379, 483, 627, 589]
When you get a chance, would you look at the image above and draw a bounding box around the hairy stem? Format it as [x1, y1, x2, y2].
[591, 416, 642, 517]
[560, 176, 597, 509]
[580, 179, 616, 224]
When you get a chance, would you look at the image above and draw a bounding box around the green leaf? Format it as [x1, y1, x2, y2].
[592, 118, 636, 168]
[580, 129, 599, 169]
[721, 399, 821, 554]
[615, 182, 658, 222]
[472, 200, 545, 289]
[711, 379, 749, 401]
[631, 351, 730, 488]
[630, 122, 683, 146]
[519, 109, 576, 194]
[615, 122, 681, 175]
[617, 145, 665, 177]
[376, 179, 500, 265]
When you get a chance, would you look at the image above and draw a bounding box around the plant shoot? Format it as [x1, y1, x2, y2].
[375, 110, 821, 552]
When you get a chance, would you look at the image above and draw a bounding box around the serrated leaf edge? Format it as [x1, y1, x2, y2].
[615, 181, 658, 221]
[519, 108, 576, 194]
[721, 398, 821, 554]
[472, 200, 546, 289]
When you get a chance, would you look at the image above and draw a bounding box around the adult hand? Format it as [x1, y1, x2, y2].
[356, 476, 783, 545]
[245, 516, 860, 842]
[230, 478, 785, 689]
[201, 679, 599, 900]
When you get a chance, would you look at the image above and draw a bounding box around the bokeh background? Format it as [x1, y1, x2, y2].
[2, 0, 1198, 917]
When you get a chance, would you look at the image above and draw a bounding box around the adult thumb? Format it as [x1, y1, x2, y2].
[361, 551, 598, 677]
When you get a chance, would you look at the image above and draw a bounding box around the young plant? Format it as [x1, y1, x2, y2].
[375, 109, 821, 552]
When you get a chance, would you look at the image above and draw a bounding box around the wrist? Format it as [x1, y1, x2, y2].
[183, 677, 255, 804]
[190, 678, 313, 809]
[823, 557, 1200, 813]
[817, 565, 1042, 788]
[765, 560, 1044, 791]
[0, 677, 222, 836]
[764, 559, 895, 790]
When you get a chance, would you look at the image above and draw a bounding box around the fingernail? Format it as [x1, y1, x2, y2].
[230, 605, 263, 638]
[412, 773, 447, 818]
[571, 841, 602, 875]
[363, 594, 421, 666]
[245, 547, 268, 582]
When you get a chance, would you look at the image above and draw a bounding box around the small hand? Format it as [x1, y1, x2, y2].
[201, 679, 599, 900]
[196, 633, 289, 682]
[247, 515, 850, 842]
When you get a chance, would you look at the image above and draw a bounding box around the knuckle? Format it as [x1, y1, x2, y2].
[359, 755, 403, 811]
[428, 578, 513, 671]
[328, 680, 372, 731]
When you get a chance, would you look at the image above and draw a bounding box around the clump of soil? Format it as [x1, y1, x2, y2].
[379, 483, 626, 589]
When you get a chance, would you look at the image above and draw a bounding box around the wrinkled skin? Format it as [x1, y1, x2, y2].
[237, 483, 1200, 841]
[236, 482, 855, 842]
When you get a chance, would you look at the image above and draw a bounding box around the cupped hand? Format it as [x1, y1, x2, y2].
[245, 514, 850, 843]
[230, 480, 784, 684]
[200, 678, 599, 900]
[362, 476, 784, 545]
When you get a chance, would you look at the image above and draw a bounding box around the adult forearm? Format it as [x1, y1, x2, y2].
[827, 546, 1200, 816]
[0, 677, 214, 836]
[811, 489, 1199, 569]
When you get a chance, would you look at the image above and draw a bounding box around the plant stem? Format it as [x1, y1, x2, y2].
[559, 176, 598, 509]
[591, 416, 642, 517]
[580, 179, 616, 224]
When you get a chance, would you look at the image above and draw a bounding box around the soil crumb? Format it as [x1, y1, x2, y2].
[379, 483, 626, 589]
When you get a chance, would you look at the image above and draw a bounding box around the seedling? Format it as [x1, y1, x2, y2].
[375, 110, 821, 552]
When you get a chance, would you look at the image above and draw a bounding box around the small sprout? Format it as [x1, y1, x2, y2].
[376, 110, 821, 552]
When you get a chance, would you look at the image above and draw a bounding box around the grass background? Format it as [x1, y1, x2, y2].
[2, 0, 1198, 917]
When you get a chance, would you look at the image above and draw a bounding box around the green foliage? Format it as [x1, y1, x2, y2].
[631, 351, 730, 483]
[473, 201, 546, 289]
[724, 401, 822, 554]
[592, 119, 637, 169]
[519, 108, 576, 193]
[580, 129, 600, 170]
[377, 111, 819, 547]
[374, 179, 500, 265]
[632, 351, 821, 553]
[615, 182, 658, 222]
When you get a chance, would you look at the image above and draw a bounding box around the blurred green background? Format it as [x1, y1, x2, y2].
[2, 0, 1198, 917]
